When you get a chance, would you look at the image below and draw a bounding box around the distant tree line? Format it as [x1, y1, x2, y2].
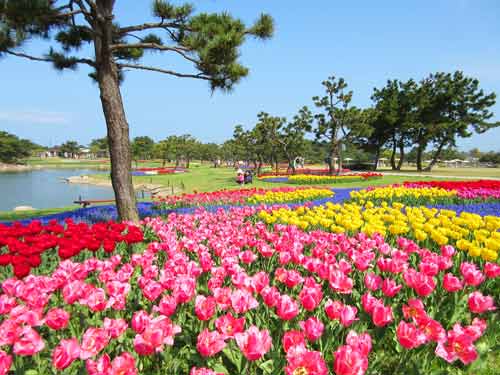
[229, 72, 499, 174]
[0, 131, 40, 164]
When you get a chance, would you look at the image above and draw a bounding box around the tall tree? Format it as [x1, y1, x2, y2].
[276, 106, 313, 173]
[131, 136, 155, 165]
[59, 140, 80, 157]
[199, 142, 221, 167]
[253, 112, 287, 174]
[370, 79, 417, 170]
[0, 1, 274, 221]
[415, 71, 498, 171]
[154, 137, 175, 167]
[89, 136, 109, 157]
[175, 134, 199, 168]
[0, 131, 36, 163]
[313, 76, 370, 174]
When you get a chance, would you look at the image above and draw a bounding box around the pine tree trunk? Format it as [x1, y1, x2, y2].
[396, 142, 405, 170]
[98, 69, 139, 222]
[424, 140, 446, 172]
[373, 146, 381, 171]
[328, 145, 335, 175]
[94, 1, 138, 222]
[336, 141, 343, 176]
[390, 135, 397, 170]
[416, 145, 424, 172]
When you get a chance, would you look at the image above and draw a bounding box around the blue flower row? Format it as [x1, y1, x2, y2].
[2, 188, 499, 225]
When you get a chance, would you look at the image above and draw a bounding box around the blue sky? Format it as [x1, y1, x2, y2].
[1, 0, 499, 151]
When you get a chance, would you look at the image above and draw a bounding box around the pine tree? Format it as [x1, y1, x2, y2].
[0, 0, 274, 221]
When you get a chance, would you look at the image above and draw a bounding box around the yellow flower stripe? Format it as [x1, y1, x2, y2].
[288, 175, 372, 184]
[258, 202, 500, 261]
[248, 188, 334, 204]
[350, 186, 457, 204]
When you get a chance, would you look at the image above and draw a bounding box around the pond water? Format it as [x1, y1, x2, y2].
[0, 169, 116, 211]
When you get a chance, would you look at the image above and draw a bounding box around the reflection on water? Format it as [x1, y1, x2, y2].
[0, 169, 116, 211]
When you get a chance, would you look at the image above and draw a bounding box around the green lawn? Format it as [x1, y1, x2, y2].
[91, 164, 445, 193]
[0, 206, 80, 222]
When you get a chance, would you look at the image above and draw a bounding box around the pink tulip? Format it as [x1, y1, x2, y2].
[468, 291, 496, 313]
[276, 294, 299, 320]
[86, 354, 111, 375]
[0, 350, 12, 375]
[190, 367, 225, 375]
[299, 278, 323, 311]
[282, 330, 306, 353]
[52, 338, 80, 370]
[416, 316, 446, 343]
[85, 287, 108, 312]
[299, 316, 324, 342]
[372, 304, 393, 327]
[230, 289, 258, 314]
[325, 299, 344, 320]
[195, 295, 217, 321]
[333, 345, 368, 375]
[260, 286, 280, 308]
[442, 273, 463, 292]
[340, 305, 359, 327]
[131, 310, 150, 334]
[79, 327, 110, 360]
[111, 352, 137, 375]
[381, 278, 402, 297]
[103, 318, 128, 339]
[13, 326, 45, 356]
[235, 326, 272, 361]
[360, 293, 382, 315]
[196, 329, 226, 357]
[484, 262, 500, 278]
[45, 308, 70, 330]
[285, 344, 328, 375]
[396, 321, 426, 349]
[345, 331, 372, 357]
[460, 262, 485, 286]
[435, 327, 478, 365]
[215, 313, 245, 338]
[364, 272, 382, 291]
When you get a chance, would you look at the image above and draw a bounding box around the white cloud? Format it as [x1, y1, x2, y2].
[0, 110, 70, 125]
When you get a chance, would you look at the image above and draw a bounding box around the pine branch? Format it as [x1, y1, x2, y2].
[110, 42, 197, 64]
[117, 63, 210, 80]
[119, 22, 190, 34]
[5, 50, 95, 67]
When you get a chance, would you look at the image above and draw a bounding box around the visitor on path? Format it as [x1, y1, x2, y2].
[244, 170, 253, 184]
[236, 168, 244, 185]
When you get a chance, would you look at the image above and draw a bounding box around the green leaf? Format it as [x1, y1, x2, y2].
[259, 359, 275, 374]
[222, 347, 243, 373]
[211, 363, 229, 375]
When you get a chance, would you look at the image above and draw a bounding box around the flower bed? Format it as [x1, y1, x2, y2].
[0, 220, 143, 278]
[131, 167, 188, 176]
[258, 168, 351, 178]
[154, 187, 335, 210]
[0, 207, 497, 374]
[286, 173, 383, 184]
[405, 180, 500, 200]
[259, 202, 500, 261]
[350, 186, 458, 205]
